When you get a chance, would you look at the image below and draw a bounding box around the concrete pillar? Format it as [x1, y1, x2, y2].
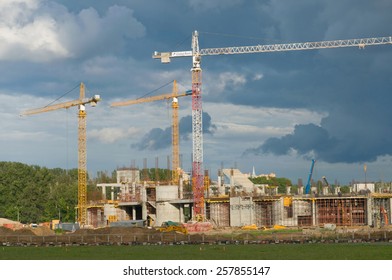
[132, 206, 136, 220]
[286, 186, 291, 195]
[322, 186, 329, 195]
[102, 186, 106, 200]
[179, 176, 184, 199]
[279, 198, 284, 225]
[335, 186, 341, 195]
[111, 186, 114, 201]
[312, 199, 316, 226]
[141, 184, 147, 220]
[389, 198, 392, 226]
[230, 169, 234, 187]
[367, 197, 373, 226]
[298, 186, 304, 195]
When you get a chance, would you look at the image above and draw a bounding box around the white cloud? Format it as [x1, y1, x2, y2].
[0, 1, 145, 62]
[89, 127, 139, 144]
[253, 73, 264, 80]
[0, 0, 69, 61]
[212, 72, 247, 94]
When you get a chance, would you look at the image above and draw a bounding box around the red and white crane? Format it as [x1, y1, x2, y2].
[153, 31, 392, 220]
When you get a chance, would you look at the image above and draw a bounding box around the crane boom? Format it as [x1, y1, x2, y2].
[305, 159, 316, 195]
[21, 96, 100, 116]
[111, 80, 191, 185]
[153, 30, 392, 220]
[20, 83, 100, 226]
[153, 36, 392, 61]
[111, 90, 191, 107]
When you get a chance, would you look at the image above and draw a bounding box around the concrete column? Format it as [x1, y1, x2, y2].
[111, 186, 114, 201]
[141, 184, 147, 221]
[280, 198, 284, 225]
[335, 186, 341, 195]
[312, 199, 316, 226]
[102, 186, 106, 200]
[367, 197, 373, 226]
[298, 186, 304, 195]
[322, 186, 329, 195]
[179, 176, 183, 199]
[132, 206, 136, 220]
[286, 186, 291, 195]
[389, 198, 392, 226]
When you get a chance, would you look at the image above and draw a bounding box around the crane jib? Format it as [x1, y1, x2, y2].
[199, 36, 392, 56]
[154, 36, 392, 59]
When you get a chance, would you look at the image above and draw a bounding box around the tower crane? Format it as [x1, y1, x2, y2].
[20, 82, 101, 226]
[111, 80, 192, 185]
[153, 31, 392, 219]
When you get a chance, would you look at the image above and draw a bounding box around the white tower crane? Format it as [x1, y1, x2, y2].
[153, 31, 392, 220]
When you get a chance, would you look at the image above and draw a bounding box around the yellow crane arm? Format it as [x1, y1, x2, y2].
[111, 91, 191, 107]
[21, 95, 100, 116]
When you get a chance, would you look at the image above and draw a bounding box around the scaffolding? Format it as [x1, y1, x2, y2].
[316, 198, 367, 226]
[205, 199, 230, 227]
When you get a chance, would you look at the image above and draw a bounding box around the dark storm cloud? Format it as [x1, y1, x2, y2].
[132, 112, 217, 150]
[229, 0, 392, 164]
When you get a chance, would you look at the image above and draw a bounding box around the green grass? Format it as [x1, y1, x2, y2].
[1, 243, 392, 260]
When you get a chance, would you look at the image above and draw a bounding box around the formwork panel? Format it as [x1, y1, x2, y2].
[255, 201, 274, 227]
[207, 202, 230, 227]
[316, 198, 366, 226]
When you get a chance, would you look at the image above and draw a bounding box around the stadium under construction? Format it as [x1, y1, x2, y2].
[86, 167, 392, 232]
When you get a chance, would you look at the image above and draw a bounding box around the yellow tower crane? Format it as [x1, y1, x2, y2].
[111, 80, 191, 185]
[20, 82, 101, 226]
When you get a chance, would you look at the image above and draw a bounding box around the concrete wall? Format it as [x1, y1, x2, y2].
[156, 185, 178, 201]
[156, 202, 182, 226]
[117, 169, 140, 184]
[229, 197, 255, 227]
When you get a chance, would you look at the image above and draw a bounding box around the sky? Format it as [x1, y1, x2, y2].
[1, 0, 392, 185]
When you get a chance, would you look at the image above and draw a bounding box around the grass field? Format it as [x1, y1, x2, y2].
[1, 243, 392, 260]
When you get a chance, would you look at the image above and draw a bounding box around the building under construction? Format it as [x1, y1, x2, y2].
[87, 168, 391, 230]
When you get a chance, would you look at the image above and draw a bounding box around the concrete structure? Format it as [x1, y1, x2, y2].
[229, 196, 255, 227]
[353, 183, 375, 193]
[89, 167, 392, 231]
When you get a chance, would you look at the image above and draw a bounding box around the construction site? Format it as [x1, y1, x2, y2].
[86, 166, 392, 231]
[6, 31, 391, 242]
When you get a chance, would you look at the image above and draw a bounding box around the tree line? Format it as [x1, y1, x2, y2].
[0, 162, 175, 224]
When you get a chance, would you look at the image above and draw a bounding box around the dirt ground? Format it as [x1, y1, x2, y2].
[1, 225, 392, 245]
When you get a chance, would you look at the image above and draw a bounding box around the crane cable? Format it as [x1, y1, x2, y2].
[44, 83, 81, 107]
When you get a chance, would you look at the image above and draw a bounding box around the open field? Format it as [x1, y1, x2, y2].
[1, 243, 392, 260]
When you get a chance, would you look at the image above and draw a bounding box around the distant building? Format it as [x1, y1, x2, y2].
[352, 183, 375, 193]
